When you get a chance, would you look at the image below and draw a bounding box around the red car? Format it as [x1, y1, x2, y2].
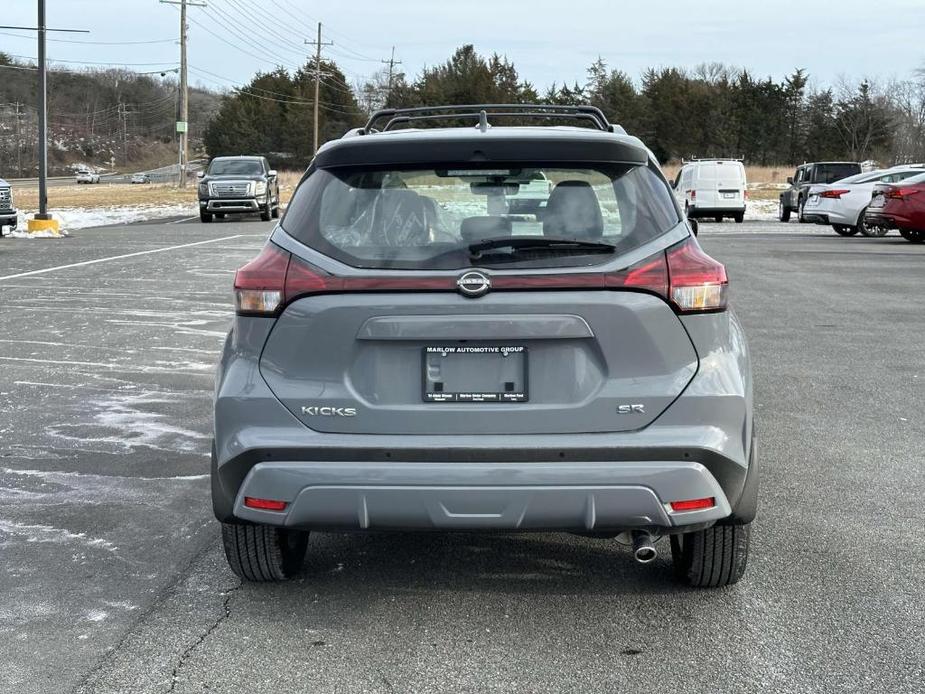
[865, 172, 925, 242]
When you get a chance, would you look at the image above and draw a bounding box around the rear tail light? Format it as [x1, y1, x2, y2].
[887, 187, 920, 200]
[666, 237, 728, 312]
[820, 189, 850, 199]
[669, 497, 715, 512]
[233, 243, 290, 315]
[234, 237, 726, 316]
[689, 190, 696, 200]
[744, 189, 749, 201]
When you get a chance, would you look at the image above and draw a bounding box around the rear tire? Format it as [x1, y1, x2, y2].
[833, 224, 858, 236]
[797, 197, 807, 223]
[778, 199, 790, 222]
[670, 523, 750, 588]
[271, 200, 280, 219]
[200, 212, 213, 223]
[859, 207, 887, 237]
[900, 228, 925, 243]
[714, 215, 723, 223]
[260, 198, 272, 222]
[221, 522, 309, 582]
[734, 212, 744, 224]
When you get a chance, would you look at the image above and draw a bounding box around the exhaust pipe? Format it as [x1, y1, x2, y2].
[631, 530, 658, 564]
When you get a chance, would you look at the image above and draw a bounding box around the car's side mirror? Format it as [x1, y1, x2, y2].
[786, 176, 793, 185]
[688, 217, 699, 236]
[197, 171, 205, 179]
[267, 170, 278, 178]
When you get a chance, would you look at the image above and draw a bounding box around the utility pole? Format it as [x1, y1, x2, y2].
[36, 0, 49, 220]
[118, 102, 132, 166]
[1, 11, 86, 232]
[14, 102, 22, 178]
[381, 46, 401, 106]
[305, 23, 333, 155]
[161, 0, 206, 187]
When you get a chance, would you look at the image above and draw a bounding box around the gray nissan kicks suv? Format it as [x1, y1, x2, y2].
[213, 105, 756, 587]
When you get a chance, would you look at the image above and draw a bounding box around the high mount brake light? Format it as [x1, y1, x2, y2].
[233, 238, 726, 316]
[820, 189, 850, 199]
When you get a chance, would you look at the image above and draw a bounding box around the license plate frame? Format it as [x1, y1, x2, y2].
[422, 345, 528, 403]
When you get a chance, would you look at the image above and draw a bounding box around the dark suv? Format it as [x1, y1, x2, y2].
[0, 177, 18, 233]
[198, 156, 280, 223]
[778, 161, 861, 222]
[213, 105, 756, 588]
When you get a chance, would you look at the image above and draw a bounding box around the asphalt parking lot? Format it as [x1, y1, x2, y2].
[1, 218, 923, 694]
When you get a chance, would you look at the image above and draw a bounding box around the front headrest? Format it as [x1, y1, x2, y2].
[371, 189, 429, 246]
[542, 180, 604, 238]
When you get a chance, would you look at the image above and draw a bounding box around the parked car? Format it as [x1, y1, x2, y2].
[504, 170, 552, 215]
[865, 172, 925, 242]
[212, 104, 757, 587]
[0, 177, 18, 233]
[197, 156, 280, 223]
[131, 173, 151, 184]
[672, 159, 747, 223]
[802, 167, 925, 236]
[75, 169, 100, 184]
[778, 161, 861, 222]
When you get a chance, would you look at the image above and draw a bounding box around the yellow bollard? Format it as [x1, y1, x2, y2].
[26, 216, 63, 237]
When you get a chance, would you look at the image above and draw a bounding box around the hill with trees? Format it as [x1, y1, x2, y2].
[4, 45, 924, 177]
[0, 52, 220, 176]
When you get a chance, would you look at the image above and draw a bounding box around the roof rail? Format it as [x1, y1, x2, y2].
[681, 157, 745, 163]
[362, 104, 613, 134]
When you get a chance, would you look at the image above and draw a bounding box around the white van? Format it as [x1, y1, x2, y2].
[673, 159, 747, 223]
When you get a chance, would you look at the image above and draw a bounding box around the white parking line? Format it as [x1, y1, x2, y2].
[168, 216, 200, 225]
[0, 235, 245, 282]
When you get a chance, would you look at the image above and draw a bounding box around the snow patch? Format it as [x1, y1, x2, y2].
[9, 204, 196, 233]
[0, 520, 117, 552]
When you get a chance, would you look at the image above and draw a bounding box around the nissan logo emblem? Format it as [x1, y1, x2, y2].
[457, 270, 491, 298]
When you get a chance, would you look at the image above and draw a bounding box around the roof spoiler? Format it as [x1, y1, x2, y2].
[361, 104, 619, 134]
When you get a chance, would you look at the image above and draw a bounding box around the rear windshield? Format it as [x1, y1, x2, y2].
[814, 164, 860, 183]
[281, 164, 680, 270]
[208, 159, 263, 176]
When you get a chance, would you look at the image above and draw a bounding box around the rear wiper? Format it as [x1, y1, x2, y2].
[468, 236, 616, 257]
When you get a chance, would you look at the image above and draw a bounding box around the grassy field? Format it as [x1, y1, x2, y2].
[661, 163, 790, 201]
[16, 166, 789, 211]
[14, 171, 304, 210]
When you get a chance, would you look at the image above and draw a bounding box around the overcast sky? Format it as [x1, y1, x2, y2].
[2, 0, 924, 92]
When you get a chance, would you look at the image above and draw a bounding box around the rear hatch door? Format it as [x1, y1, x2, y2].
[259, 288, 698, 435]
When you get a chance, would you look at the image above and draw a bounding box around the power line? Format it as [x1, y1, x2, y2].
[7, 53, 179, 68]
[0, 30, 175, 46]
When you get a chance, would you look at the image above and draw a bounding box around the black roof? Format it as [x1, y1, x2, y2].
[315, 126, 649, 168]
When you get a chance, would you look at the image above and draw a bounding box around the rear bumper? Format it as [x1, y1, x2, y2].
[687, 206, 745, 218]
[202, 198, 261, 213]
[865, 211, 905, 229]
[231, 459, 732, 531]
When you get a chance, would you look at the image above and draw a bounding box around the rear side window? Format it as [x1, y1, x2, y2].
[814, 164, 861, 184]
[282, 164, 680, 270]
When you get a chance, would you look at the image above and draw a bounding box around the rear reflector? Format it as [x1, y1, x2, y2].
[244, 496, 288, 511]
[669, 497, 715, 512]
